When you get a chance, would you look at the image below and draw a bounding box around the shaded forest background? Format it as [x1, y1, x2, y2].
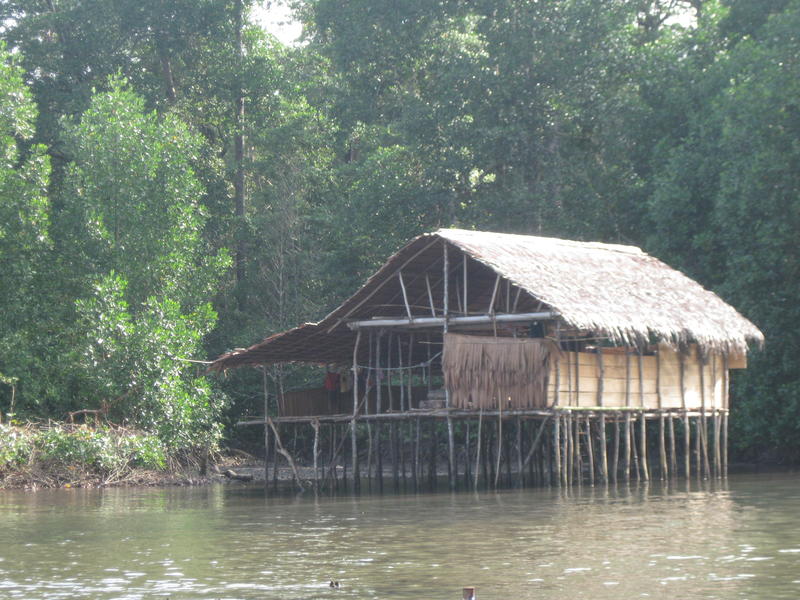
[0, 0, 797, 462]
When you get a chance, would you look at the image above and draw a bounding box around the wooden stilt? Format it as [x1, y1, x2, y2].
[272, 423, 279, 490]
[694, 415, 701, 479]
[561, 415, 569, 486]
[640, 411, 649, 481]
[668, 412, 677, 477]
[262, 368, 270, 488]
[630, 416, 640, 481]
[264, 419, 271, 489]
[482, 419, 491, 489]
[659, 413, 667, 481]
[585, 415, 595, 486]
[391, 422, 400, 491]
[624, 412, 632, 482]
[464, 420, 471, 488]
[366, 422, 373, 491]
[516, 417, 523, 488]
[553, 413, 562, 487]
[573, 413, 582, 484]
[683, 412, 691, 478]
[431, 421, 439, 490]
[376, 423, 384, 492]
[565, 412, 573, 486]
[312, 419, 320, 489]
[351, 330, 361, 491]
[474, 410, 483, 491]
[713, 411, 720, 479]
[503, 419, 512, 486]
[599, 413, 608, 483]
[330, 424, 338, 490]
[494, 408, 503, 489]
[413, 417, 420, 491]
[402, 422, 409, 488]
[699, 355, 710, 480]
[612, 415, 620, 484]
[722, 411, 729, 478]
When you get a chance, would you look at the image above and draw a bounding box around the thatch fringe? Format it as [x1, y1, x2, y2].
[443, 333, 560, 410]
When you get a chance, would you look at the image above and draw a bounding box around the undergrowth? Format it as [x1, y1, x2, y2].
[0, 422, 170, 487]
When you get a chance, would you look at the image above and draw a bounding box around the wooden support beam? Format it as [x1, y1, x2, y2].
[351, 329, 361, 490]
[624, 412, 632, 482]
[346, 311, 557, 330]
[683, 412, 691, 479]
[553, 413, 562, 486]
[659, 413, 667, 481]
[640, 411, 649, 482]
[425, 274, 436, 317]
[599, 413, 608, 483]
[488, 274, 501, 314]
[397, 271, 413, 321]
[668, 412, 677, 477]
[596, 348, 605, 407]
[326, 237, 440, 332]
[585, 415, 595, 486]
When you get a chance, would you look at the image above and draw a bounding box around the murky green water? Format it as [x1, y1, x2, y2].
[1, 472, 800, 599]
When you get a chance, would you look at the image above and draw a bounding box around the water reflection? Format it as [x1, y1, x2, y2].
[1, 473, 799, 598]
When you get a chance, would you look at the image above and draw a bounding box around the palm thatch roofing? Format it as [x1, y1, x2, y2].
[210, 228, 763, 371]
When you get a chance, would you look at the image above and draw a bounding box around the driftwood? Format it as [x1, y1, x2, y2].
[267, 417, 306, 491]
[223, 469, 253, 482]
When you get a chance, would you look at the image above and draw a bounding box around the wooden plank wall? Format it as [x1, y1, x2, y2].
[547, 344, 735, 410]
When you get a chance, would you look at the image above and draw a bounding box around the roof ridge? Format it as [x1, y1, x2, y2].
[434, 228, 644, 256]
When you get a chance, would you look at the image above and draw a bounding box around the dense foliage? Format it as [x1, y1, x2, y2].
[0, 0, 797, 462]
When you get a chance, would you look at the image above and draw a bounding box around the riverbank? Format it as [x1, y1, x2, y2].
[0, 422, 251, 491]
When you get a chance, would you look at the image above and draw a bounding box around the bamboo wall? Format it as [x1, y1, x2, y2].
[547, 344, 743, 410]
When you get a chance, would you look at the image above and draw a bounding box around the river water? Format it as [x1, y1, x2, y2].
[1, 472, 799, 599]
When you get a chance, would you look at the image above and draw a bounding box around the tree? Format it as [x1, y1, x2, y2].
[0, 44, 51, 418]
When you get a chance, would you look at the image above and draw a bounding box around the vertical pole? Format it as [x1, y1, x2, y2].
[585, 415, 595, 486]
[659, 413, 667, 481]
[624, 348, 631, 481]
[463, 253, 468, 314]
[683, 411, 691, 479]
[464, 419, 472, 490]
[722, 411, 729, 478]
[596, 348, 604, 407]
[352, 329, 362, 491]
[612, 415, 620, 484]
[562, 415, 570, 486]
[494, 405, 503, 489]
[631, 415, 640, 481]
[553, 413, 561, 487]
[668, 412, 677, 477]
[714, 410, 722, 479]
[376, 332, 383, 492]
[723, 354, 730, 478]
[516, 417, 523, 488]
[656, 346, 662, 409]
[262, 367, 270, 488]
[624, 412, 632, 483]
[312, 419, 320, 490]
[443, 241, 456, 490]
[699, 352, 710, 480]
[599, 412, 608, 483]
[413, 416, 420, 491]
[694, 414, 702, 480]
[640, 411, 649, 482]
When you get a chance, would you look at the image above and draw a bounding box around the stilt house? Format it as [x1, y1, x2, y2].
[212, 229, 763, 485]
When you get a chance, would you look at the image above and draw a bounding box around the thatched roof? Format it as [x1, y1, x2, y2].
[434, 229, 763, 353]
[210, 228, 763, 371]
